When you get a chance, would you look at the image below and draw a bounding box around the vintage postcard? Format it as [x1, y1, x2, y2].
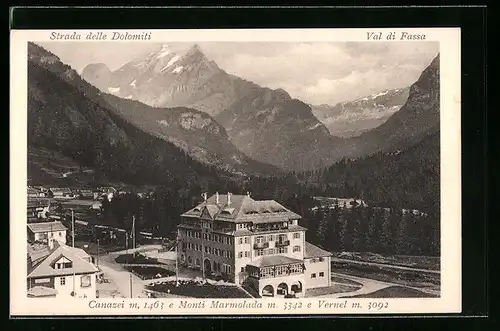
[10, 28, 461, 316]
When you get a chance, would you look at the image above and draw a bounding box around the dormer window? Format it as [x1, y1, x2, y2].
[55, 261, 73, 269]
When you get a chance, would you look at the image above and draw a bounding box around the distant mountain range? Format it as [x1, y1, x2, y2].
[310, 87, 411, 138]
[27, 43, 278, 187]
[351, 54, 440, 157]
[38, 41, 440, 174]
[81, 44, 350, 170]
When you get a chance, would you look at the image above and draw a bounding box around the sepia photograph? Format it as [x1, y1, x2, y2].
[10, 28, 461, 315]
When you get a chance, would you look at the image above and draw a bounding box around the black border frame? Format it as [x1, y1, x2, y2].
[9, 5, 490, 330]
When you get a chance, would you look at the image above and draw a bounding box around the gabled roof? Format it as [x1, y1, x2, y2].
[27, 241, 98, 278]
[248, 255, 304, 268]
[27, 221, 67, 233]
[28, 243, 52, 265]
[49, 187, 73, 193]
[181, 193, 301, 223]
[304, 242, 332, 258]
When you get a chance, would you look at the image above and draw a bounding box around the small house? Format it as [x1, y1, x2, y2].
[49, 188, 75, 199]
[27, 241, 98, 299]
[27, 221, 68, 248]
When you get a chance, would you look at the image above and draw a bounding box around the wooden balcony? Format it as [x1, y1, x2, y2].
[253, 242, 270, 250]
[275, 240, 290, 247]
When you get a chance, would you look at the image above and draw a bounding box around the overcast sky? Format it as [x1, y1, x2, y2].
[39, 41, 439, 105]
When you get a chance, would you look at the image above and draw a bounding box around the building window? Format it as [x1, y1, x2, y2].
[278, 234, 288, 242]
[256, 236, 264, 243]
[260, 267, 274, 278]
[319, 272, 325, 277]
[256, 249, 264, 256]
[319, 257, 325, 262]
[265, 248, 275, 255]
[80, 275, 91, 288]
[59, 232, 63, 237]
[241, 267, 245, 272]
[244, 237, 249, 244]
[181, 254, 185, 262]
[290, 264, 302, 274]
[267, 235, 274, 242]
[311, 273, 317, 279]
[238, 238, 243, 245]
[293, 232, 300, 239]
[276, 265, 288, 276]
[238, 252, 243, 258]
[196, 258, 200, 266]
[60, 277, 66, 286]
[293, 245, 301, 252]
[244, 251, 249, 258]
[277, 247, 288, 254]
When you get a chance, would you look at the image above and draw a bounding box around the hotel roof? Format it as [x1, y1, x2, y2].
[181, 193, 301, 223]
[248, 255, 304, 268]
[304, 242, 332, 258]
[27, 221, 67, 233]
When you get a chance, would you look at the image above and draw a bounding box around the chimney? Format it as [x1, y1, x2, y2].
[246, 191, 251, 198]
[227, 192, 232, 205]
[215, 192, 219, 204]
[202, 193, 207, 201]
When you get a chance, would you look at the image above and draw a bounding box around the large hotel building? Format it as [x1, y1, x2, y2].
[177, 192, 331, 297]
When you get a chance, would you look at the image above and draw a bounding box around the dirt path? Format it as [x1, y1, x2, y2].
[98, 254, 147, 298]
[313, 272, 440, 298]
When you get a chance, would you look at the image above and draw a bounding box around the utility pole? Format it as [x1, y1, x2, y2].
[132, 215, 136, 250]
[72, 209, 76, 297]
[96, 239, 100, 269]
[71, 209, 75, 248]
[126, 232, 132, 298]
[175, 231, 179, 286]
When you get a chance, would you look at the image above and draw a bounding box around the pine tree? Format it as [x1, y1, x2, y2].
[351, 206, 364, 252]
[396, 211, 411, 255]
[315, 207, 328, 248]
[379, 209, 392, 254]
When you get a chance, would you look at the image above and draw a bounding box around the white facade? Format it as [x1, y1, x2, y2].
[53, 273, 97, 299]
[34, 230, 66, 245]
[304, 256, 331, 288]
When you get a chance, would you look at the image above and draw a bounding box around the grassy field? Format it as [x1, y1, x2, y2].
[332, 252, 440, 271]
[146, 280, 252, 298]
[340, 286, 439, 298]
[305, 283, 361, 297]
[332, 260, 440, 293]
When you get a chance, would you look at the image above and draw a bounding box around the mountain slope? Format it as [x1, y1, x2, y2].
[311, 87, 410, 138]
[323, 130, 440, 212]
[82, 44, 347, 171]
[351, 54, 440, 156]
[27, 43, 247, 187]
[215, 87, 348, 170]
[29, 42, 278, 176]
[101, 94, 280, 174]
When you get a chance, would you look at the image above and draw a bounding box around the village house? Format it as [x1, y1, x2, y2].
[28, 186, 47, 198]
[75, 188, 94, 199]
[27, 241, 99, 299]
[311, 197, 367, 211]
[27, 198, 51, 219]
[49, 187, 75, 199]
[27, 221, 67, 248]
[177, 192, 332, 298]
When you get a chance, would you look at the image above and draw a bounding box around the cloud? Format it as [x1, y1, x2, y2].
[39, 41, 439, 105]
